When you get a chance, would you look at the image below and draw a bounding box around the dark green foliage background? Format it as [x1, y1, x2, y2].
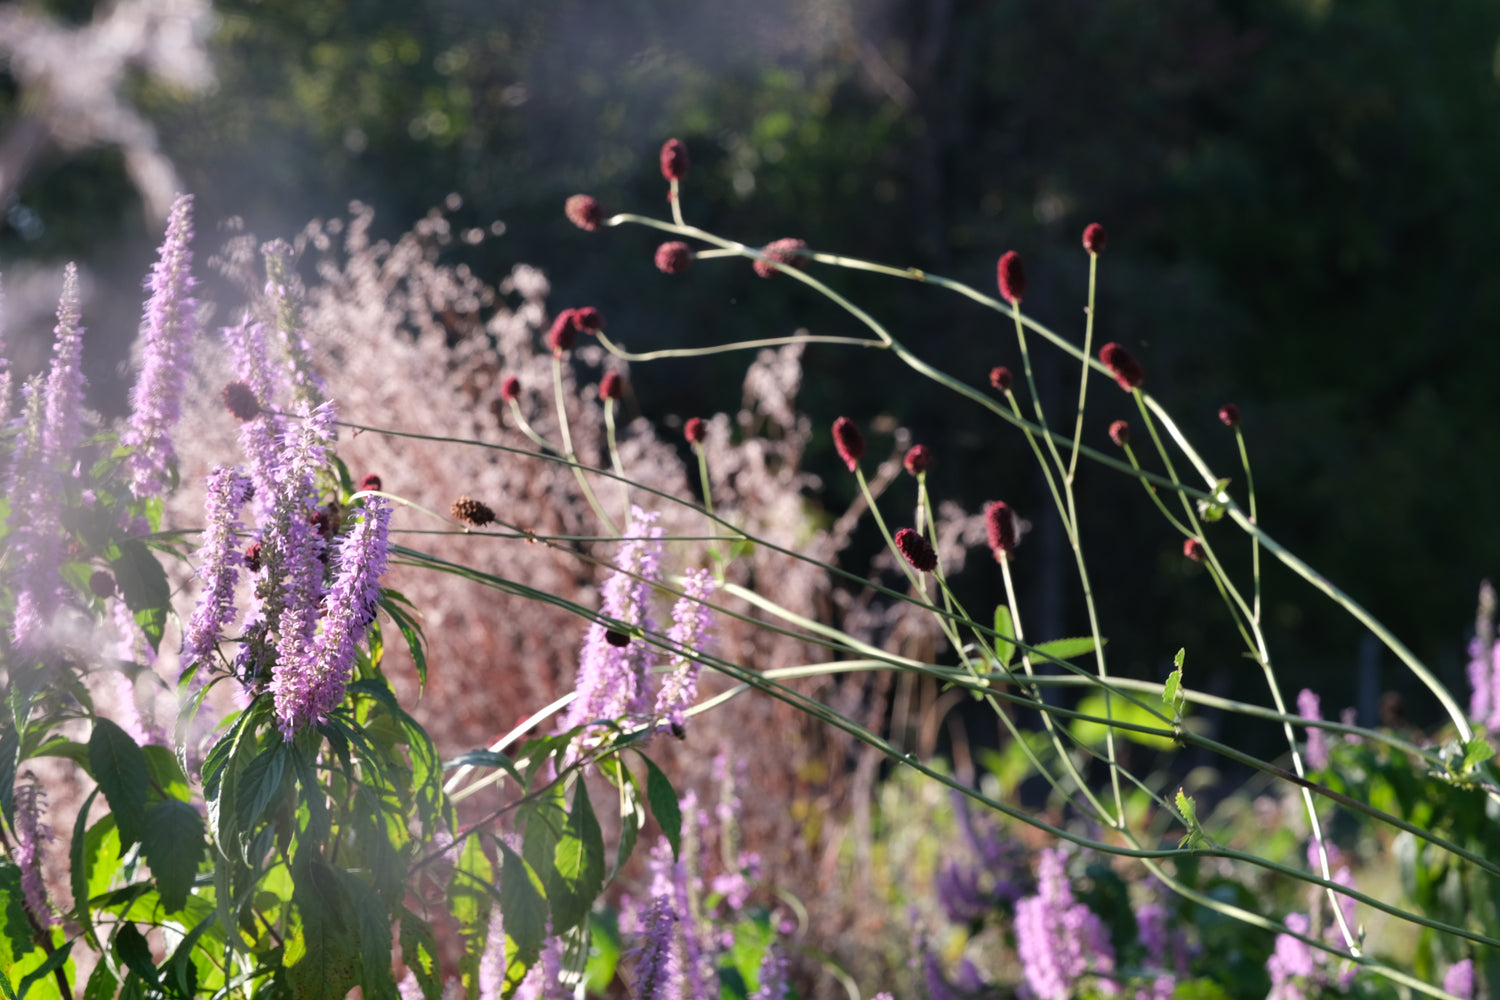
[7, 0, 1500, 749]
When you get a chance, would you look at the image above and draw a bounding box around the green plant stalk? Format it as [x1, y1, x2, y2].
[603, 399, 630, 512]
[595, 330, 882, 362]
[551, 354, 617, 535]
[1067, 251, 1099, 483]
[1235, 426, 1263, 623]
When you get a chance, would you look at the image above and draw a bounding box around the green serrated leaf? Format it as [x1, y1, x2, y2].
[141, 746, 190, 804]
[140, 800, 206, 914]
[992, 605, 1016, 669]
[107, 540, 171, 653]
[641, 756, 681, 861]
[87, 720, 150, 848]
[612, 769, 644, 882]
[498, 840, 547, 977]
[68, 790, 102, 949]
[1163, 670, 1182, 710]
[1174, 648, 1186, 669]
[80, 957, 117, 1000]
[400, 911, 442, 1000]
[16, 937, 72, 1000]
[549, 780, 605, 934]
[1464, 736, 1496, 771]
[448, 834, 493, 931]
[1032, 636, 1102, 663]
[325, 867, 397, 1000]
[0, 725, 17, 832]
[288, 855, 359, 1000]
[113, 924, 160, 989]
[0, 862, 37, 968]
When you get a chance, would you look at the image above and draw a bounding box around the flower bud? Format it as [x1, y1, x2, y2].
[684, 416, 706, 445]
[574, 306, 604, 334]
[501, 376, 521, 402]
[565, 194, 604, 232]
[605, 629, 631, 648]
[546, 310, 578, 355]
[753, 238, 809, 278]
[655, 241, 693, 275]
[832, 416, 864, 472]
[997, 251, 1026, 304]
[1100, 342, 1145, 391]
[903, 444, 932, 476]
[660, 138, 690, 181]
[990, 366, 1013, 393]
[358, 473, 382, 493]
[985, 501, 1019, 557]
[89, 571, 116, 599]
[1082, 223, 1107, 255]
[600, 371, 623, 402]
[1218, 403, 1241, 428]
[452, 495, 496, 526]
[1183, 538, 1205, 562]
[895, 528, 937, 573]
[1108, 420, 1130, 446]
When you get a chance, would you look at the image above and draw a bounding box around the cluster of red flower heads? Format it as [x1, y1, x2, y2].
[546, 306, 605, 356]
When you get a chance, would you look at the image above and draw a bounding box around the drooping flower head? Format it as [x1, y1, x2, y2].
[546, 309, 578, 356]
[573, 306, 605, 334]
[1183, 538, 1205, 562]
[358, 473, 382, 493]
[1100, 342, 1145, 391]
[501, 375, 521, 402]
[997, 250, 1026, 305]
[659, 138, 690, 182]
[565, 194, 604, 232]
[452, 495, 496, 527]
[180, 466, 253, 674]
[600, 370, 624, 402]
[124, 193, 198, 498]
[895, 528, 937, 573]
[832, 416, 864, 472]
[655, 241, 693, 275]
[684, 417, 705, 445]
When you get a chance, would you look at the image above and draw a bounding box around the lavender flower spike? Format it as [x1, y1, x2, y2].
[0, 273, 12, 424]
[180, 466, 252, 673]
[14, 772, 53, 924]
[43, 263, 87, 459]
[1014, 848, 1117, 1000]
[751, 943, 788, 1000]
[655, 569, 716, 733]
[124, 193, 198, 498]
[633, 895, 679, 1000]
[1297, 689, 1328, 771]
[6, 379, 65, 649]
[273, 494, 391, 739]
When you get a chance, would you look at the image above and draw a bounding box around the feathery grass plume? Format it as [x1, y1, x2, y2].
[659, 138, 690, 181]
[124, 192, 198, 499]
[565, 194, 604, 231]
[985, 501, 1019, 558]
[43, 263, 86, 459]
[599, 370, 623, 401]
[1297, 688, 1328, 770]
[562, 507, 665, 728]
[546, 309, 578, 355]
[573, 306, 604, 334]
[1082, 222, 1107, 255]
[222, 381, 261, 421]
[903, 444, 931, 476]
[180, 465, 252, 673]
[1218, 402, 1241, 427]
[832, 415, 864, 471]
[989, 366, 1013, 392]
[451, 495, 495, 526]
[13, 772, 52, 925]
[1182, 537, 1205, 562]
[684, 417, 705, 445]
[895, 527, 937, 573]
[654, 568, 716, 733]
[996, 250, 1026, 305]
[655, 241, 693, 275]
[262, 239, 327, 405]
[1014, 848, 1117, 1000]
[5, 379, 65, 648]
[752, 238, 809, 278]
[1100, 341, 1145, 391]
[274, 495, 391, 737]
[501, 375, 520, 402]
[1108, 419, 1130, 446]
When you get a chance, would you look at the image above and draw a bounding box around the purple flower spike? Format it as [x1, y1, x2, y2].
[1444, 959, 1474, 1000]
[654, 569, 716, 734]
[124, 193, 198, 498]
[6, 380, 65, 649]
[634, 895, 680, 1000]
[1014, 848, 1118, 1000]
[751, 943, 788, 1000]
[1297, 688, 1328, 770]
[181, 466, 253, 673]
[0, 274, 12, 424]
[14, 772, 53, 924]
[43, 263, 87, 460]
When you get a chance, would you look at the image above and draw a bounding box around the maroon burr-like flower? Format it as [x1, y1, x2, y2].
[605, 629, 631, 648]
[832, 416, 865, 472]
[1108, 420, 1131, 447]
[997, 251, 1026, 305]
[565, 194, 604, 232]
[1082, 223, 1107, 255]
[573, 306, 605, 334]
[222, 381, 261, 421]
[358, 473, 382, 493]
[1183, 538, 1205, 562]
[600, 371, 624, 401]
[1218, 403, 1241, 428]
[501, 375, 520, 402]
[990, 366, 1014, 393]
[684, 417, 706, 445]
[753, 238, 809, 278]
[1100, 342, 1145, 391]
[452, 495, 496, 527]
[88, 571, 116, 599]
[546, 309, 578, 355]
[660, 138, 690, 181]
[903, 444, 932, 476]
[244, 541, 263, 573]
[895, 528, 938, 573]
[655, 241, 693, 275]
[985, 501, 1019, 557]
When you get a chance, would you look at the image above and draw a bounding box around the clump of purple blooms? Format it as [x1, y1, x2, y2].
[13, 772, 53, 925]
[180, 466, 253, 673]
[1014, 848, 1118, 1000]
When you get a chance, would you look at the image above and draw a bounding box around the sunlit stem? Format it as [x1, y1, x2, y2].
[594, 330, 883, 362]
[1068, 252, 1099, 483]
[552, 354, 617, 535]
[669, 178, 685, 228]
[1235, 425, 1262, 623]
[603, 399, 630, 513]
[507, 397, 557, 454]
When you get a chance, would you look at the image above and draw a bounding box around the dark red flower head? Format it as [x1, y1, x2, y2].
[223, 381, 261, 421]
[452, 495, 496, 527]
[985, 501, 1020, 557]
[573, 306, 604, 334]
[547, 309, 578, 355]
[753, 238, 809, 278]
[244, 541, 263, 572]
[1218, 403, 1241, 428]
[997, 251, 1026, 305]
[600, 371, 624, 402]
[565, 194, 604, 232]
[358, 473, 382, 493]
[1108, 420, 1131, 447]
[501, 375, 521, 402]
[832, 417, 865, 472]
[684, 416, 706, 445]
[660, 138, 690, 181]
[605, 629, 631, 648]
[89, 571, 116, 599]
[1183, 538, 1205, 562]
[903, 444, 932, 476]
[655, 241, 693, 275]
[990, 366, 1014, 393]
[895, 528, 938, 573]
[1082, 223, 1107, 255]
[1100, 342, 1145, 391]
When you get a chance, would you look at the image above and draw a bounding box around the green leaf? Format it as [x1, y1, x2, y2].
[1176, 788, 1204, 848]
[378, 596, 428, 688]
[1174, 647, 1186, 669]
[448, 834, 493, 931]
[142, 747, 191, 804]
[444, 750, 524, 786]
[583, 911, 621, 996]
[1162, 670, 1181, 710]
[612, 769, 644, 882]
[642, 756, 681, 861]
[1070, 693, 1174, 751]
[68, 790, 102, 948]
[0, 863, 37, 968]
[522, 781, 567, 898]
[0, 725, 17, 832]
[325, 867, 397, 1000]
[107, 540, 170, 653]
[1464, 736, 1496, 771]
[399, 911, 442, 1000]
[113, 924, 160, 990]
[498, 840, 547, 985]
[234, 741, 290, 844]
[549, 780, 606, 934]
[992, 605, 1015, 669]
[1032, 636, 1102, 663]
[140, 800, 206, 914]
[87, 720, 150, 848]
[80, 959, 116, 1000]
[288, 855, 359, 1000]
[16, 938, 72, 1000]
